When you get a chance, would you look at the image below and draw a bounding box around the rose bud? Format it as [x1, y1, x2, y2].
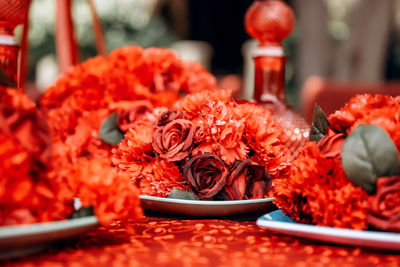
[367, 176, 400, 232]
[157, 109, 184, 126]
[183, 153, 228, 200]
[223, 159, 271, 200]
[153, 119, 194, 161]
[117, 101, 153, 132]
[317, 128, 346, 158]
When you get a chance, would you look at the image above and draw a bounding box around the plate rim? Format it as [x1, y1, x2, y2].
[139, 195, 274, 206]
[0, 216, 99, 239]
[257, 214, 400, 243]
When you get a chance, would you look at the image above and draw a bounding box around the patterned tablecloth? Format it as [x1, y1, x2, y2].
[5, 216, 400, 267]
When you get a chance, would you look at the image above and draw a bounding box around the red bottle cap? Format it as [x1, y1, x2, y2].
[245, 0, 295, 45]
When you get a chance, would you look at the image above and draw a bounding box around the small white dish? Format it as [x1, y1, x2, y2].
[257, 210, 400, 251]
[0, 216, 99, 259]
[139, 195, 275, 217]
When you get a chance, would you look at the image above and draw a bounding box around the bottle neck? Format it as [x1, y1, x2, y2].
[253, 45, 286, 106]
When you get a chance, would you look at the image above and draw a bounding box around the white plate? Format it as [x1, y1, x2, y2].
[257, 210, 400, 251]
[139, 195, 276, 217]
[0, 216, 99, 259]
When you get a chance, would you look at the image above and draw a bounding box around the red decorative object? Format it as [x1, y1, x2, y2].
[245, 0, 309, 159]
[0, 0, 31, 87]
[55, 0, 79, 72]
[245, 0, 295, 45]
[55, 0, 106, 72]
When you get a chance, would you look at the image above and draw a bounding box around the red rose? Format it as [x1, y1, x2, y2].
[117, 101, 153, 132]
[183, 153, 228, 200]
[317, 128, 346, 158]
[157, 109, 184, 126]
[152, 119, 194, 161]
[223, 159, 271, 200]
[367, 176, 400, 232]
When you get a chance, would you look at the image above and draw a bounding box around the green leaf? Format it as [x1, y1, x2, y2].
[168, 188, 199, 200]
[309, 104, 330, 141]
[98, 113, 124, 145]
[342, 124, 400, 194]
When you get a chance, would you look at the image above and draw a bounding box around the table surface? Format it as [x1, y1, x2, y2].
[5, 216, 400, 267]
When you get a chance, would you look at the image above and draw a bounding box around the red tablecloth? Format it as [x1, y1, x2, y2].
[6, 217, 400, 266]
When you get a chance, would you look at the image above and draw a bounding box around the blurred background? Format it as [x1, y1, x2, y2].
[24, 0, 400, 111]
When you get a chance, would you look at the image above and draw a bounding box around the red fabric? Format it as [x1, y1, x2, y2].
[6, 217, 400, 266]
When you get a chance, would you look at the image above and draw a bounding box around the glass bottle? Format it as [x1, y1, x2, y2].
[245, 0, 309, 158]
[0, 0, 31, 87]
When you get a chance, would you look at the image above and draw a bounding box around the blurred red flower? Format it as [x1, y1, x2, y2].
[367, 176, 400, 232]
[40, 46, 217, 145]
[273, 94, 400, 231]
[0, 87, 74, 226]
[117, 100, 154, 132]
[273, 142, 369, 229]
[53, 157, 143, 225]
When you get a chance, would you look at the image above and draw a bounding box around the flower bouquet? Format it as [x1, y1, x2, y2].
[0, 87, 142, 226]
[273, 94, 400, 232]
[1, 46, 223, 226]
[0, 87, 73, 225]
[39, 46, 217, 164]
[37, 45, 291, 207]
[24, 46, 219, 221]
[110, 89, 290, 200]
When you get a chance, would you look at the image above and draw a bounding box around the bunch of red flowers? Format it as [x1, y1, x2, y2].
[273, 94, 400, 232]
[112, 90, 290, 200]
[39, 46, 217, 166]
[40, 46, 217, 141]
[0, 87, 74, 225]
[0, 86, 143, 226]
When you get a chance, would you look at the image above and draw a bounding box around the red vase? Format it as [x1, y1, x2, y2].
[245, 0, 309, 159]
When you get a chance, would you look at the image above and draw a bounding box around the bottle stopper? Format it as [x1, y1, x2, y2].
[244, 0, 295, 46]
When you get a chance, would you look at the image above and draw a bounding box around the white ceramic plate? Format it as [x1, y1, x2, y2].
[257, 210, 400, 251]
[139, 195, 276, 217]
[0, 216, 99, 259]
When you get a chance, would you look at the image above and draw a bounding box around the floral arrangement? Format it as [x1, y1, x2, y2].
[273, 94, 400, 232]
[0, 86, 142, 225]
[1, 45, 291, 226]
[0, 87, 73, 225]
[39, 46, 217, 165]
[111, 90, 290, 200]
